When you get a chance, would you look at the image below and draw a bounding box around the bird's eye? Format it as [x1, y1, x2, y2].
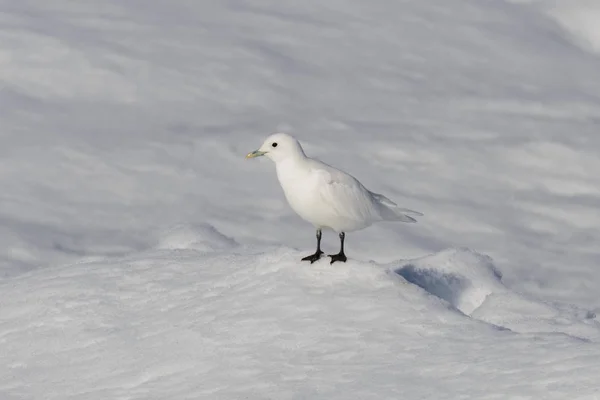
[272, 142, 278, 148]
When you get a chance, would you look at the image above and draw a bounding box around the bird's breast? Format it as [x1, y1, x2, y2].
[276, 166, 323, 221]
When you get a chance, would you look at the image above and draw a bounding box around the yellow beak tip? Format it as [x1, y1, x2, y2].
[246, 150, 265, 159]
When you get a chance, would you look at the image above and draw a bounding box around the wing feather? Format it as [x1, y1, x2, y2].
[313, 167, 377, 225]
[370, 192, 424, 216]
[307, 159, 422, 228]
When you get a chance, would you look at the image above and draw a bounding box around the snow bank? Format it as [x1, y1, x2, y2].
[395, 248, 505, 315]
[394, 247, 600, 340]
[1, 227, 599, 399]
[156, 223, 238, 252]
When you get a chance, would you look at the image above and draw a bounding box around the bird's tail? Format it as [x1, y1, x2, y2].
[371, 192, 423, 223]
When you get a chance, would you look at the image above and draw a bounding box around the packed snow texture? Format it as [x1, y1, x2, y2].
[1, 0, 600, 399]
[2, 231, 600, 399]
[518, 0, 600, 54]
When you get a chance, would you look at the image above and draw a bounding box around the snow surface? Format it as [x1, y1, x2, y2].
[3, 234, 600, 399]
[517, 0, 600, 54]
[1, 0, 600, 398]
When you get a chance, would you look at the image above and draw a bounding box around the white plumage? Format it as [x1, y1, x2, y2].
[247, 133, 422, 263]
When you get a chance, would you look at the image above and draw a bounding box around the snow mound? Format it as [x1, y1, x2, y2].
[395, 248, 505, 315]
[155, 223, 238, 252]
[2, 241, 600, 398]
[394, 248, 600, 340]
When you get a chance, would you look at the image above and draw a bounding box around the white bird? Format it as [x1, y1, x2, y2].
[246, 133, 422, 264]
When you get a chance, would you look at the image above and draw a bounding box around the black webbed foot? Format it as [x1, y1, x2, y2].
[328, 252, 347, 264]
[301, 250, 324, 264]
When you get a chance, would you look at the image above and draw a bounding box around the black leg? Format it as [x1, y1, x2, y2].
[301, 229, 324, 263]
[329, 232, 347, 264]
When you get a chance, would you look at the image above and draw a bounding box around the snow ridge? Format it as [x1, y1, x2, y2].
[395, 247, 600, 341]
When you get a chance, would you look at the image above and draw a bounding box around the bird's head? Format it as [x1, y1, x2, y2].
[246, 133, 306, 163]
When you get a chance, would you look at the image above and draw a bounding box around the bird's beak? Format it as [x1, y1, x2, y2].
[246, 150, 266, 159]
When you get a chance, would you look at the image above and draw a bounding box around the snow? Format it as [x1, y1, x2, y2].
[516, 0, 600, 54]
[1, 0, 600, 398]
[397, 248, 600, 341]
[2, 235, 600, 399]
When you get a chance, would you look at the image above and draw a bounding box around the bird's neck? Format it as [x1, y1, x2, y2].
[275, 155, 310, 180]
